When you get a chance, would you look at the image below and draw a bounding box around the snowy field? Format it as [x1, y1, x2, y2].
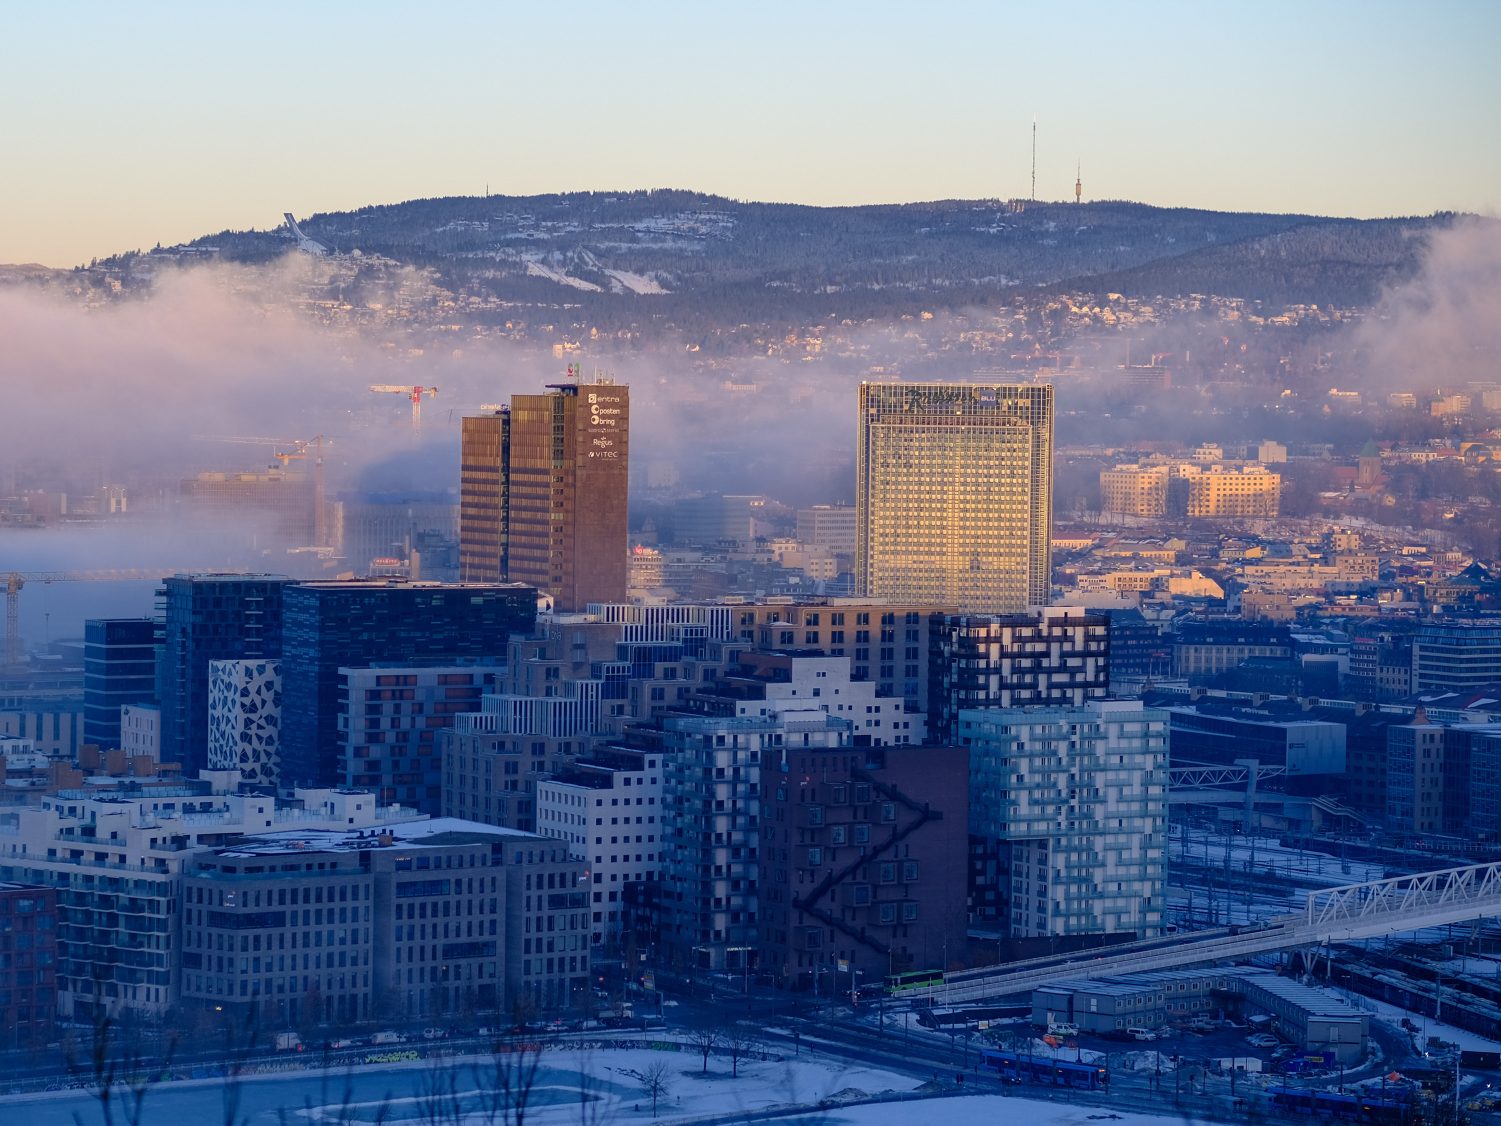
[830, 1097, 1213, 1126]
[0, 1043, 1211, 1126]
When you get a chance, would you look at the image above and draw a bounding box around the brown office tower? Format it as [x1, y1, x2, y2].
[460, 379, 629, 610]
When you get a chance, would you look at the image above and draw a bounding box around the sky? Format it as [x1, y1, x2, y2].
[2, 0, 1499, 267]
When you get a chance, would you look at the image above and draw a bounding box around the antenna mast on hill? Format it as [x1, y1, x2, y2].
[1031, 119, 1036, 201]
[1076, 160, 1082, 204]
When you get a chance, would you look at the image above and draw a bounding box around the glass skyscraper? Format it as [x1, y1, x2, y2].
[278, 580, 537, 787]
[155, 573, 291, 774]
[857, 381, 1053, 613]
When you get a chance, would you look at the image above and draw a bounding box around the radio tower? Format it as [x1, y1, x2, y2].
[1075, 160, 1082, 204]
[1031, 119, 1037, 201]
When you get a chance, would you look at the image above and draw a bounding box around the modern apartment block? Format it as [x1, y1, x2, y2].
[1411, 622, 1501, 692]
[1100, 462, 1280, 519]
[0, 883, 57, 1048]
[689, 650, 926, 745]
[659, 710, 850, 971]
[759, 744, 969, 990]
[928, 608, 1110, 743]
[459, 379, 630, 610]
[155, 574, 291, 774]
[857, 381, 1053, 613]
[962, 699, 1168, 939]
[120, 704, 161, 760]
[439, 611, 734, 832]
[180, 818, 588, 1024]
[83, 618, 157, 751]
[278, 580, 536, 787]
[535, 746, 664, 948]
[1100, 464, 1172, 519]
[0, 774, 418, 1020]
[339, 665, 499, 814]
[1178, 463, 1281, 518]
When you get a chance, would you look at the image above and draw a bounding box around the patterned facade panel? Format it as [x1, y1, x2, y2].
[207, 659, 282, 785]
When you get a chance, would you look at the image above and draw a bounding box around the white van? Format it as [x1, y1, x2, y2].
[1127, 1027, 1155, 1041]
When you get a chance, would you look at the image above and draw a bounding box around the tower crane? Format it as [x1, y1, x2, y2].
[4, 570, 164, 670]
[369, 385, 438, 431]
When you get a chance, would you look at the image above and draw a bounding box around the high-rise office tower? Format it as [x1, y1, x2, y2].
[459, 379, 629, 611]
[857, 381, 1053, 613]
[278, 580, 537, 787]
[155, 573, 291, 774]
[83, 618, 158, 751]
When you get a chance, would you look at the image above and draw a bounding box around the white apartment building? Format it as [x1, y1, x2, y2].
[0, 770, 422, 1020]
[711, 651, 925, 744]
[961, 699, 1168, 940]
[120, 704, 161, 760]
[535, 747, 664, 948]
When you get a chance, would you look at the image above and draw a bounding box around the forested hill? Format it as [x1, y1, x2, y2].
[119, 191, 1461, 314]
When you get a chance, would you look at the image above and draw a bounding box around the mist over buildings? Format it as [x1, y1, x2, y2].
[5, 218, 1499, 643]
[1349, 217, 1501, 394]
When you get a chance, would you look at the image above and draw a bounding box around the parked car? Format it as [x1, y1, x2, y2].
[422, 1028, 448, 1041]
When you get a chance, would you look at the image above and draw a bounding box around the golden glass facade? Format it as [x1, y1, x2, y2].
[857, 382, 1052, 613]
[459, 412, 509, 583]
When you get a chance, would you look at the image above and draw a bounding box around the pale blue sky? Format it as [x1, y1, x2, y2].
[3, 0, 1497, 266]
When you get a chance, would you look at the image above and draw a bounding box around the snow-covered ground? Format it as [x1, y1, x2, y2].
[602, 269, 668, 295]
[1311, 981, 1501, 1054]
[821, 1095, 1211, 1126]
[525, 260, 602, 291]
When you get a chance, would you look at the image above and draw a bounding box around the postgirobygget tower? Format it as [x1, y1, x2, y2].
[460, 377, 629, 611]
[857, 381, 1053, 613]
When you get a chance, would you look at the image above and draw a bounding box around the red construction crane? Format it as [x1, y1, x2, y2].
[369, 385, 438, 431]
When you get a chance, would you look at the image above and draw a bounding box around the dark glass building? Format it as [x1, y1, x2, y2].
[279, 580, 537, 786]
[83, 618, 158, 750]
[155, 574, 291, 774]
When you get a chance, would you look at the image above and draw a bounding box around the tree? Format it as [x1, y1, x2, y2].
[687, 1026, 722, 1074]
[216, 1009, 264, 1126]
[473, 1006, 551, 1126]
[725, 1025, 759, 1078]
[66, 1001, 178, 1126]
[415, 1058, 463, 1126]
[637, 1060, 673, 1118]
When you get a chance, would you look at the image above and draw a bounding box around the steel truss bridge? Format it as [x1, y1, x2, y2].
[928, 858, 1501, 1005]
